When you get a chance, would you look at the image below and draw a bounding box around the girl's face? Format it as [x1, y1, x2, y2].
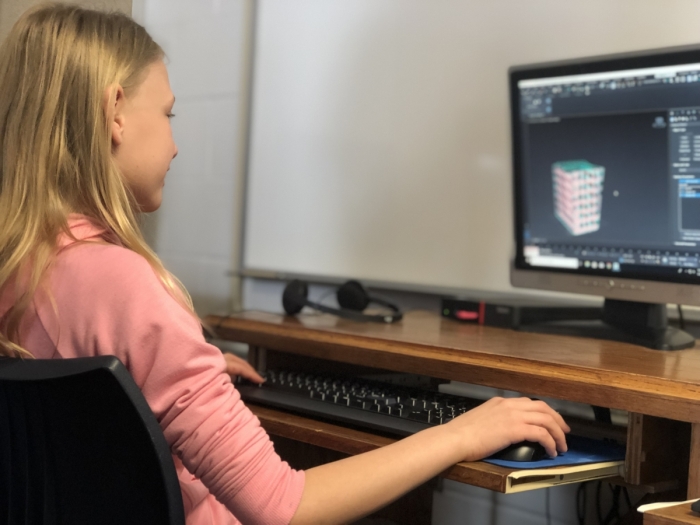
[110, 60, 178, 212]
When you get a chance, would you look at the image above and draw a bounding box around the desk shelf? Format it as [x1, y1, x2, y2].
[208, 311, 700, 497]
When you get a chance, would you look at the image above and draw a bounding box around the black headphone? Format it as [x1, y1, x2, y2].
[282, 279, 403, 323]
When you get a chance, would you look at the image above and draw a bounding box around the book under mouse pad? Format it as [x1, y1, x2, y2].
[484, 435, 626, 469]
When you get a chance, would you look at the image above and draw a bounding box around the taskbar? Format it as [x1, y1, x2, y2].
[524, 244, 700, 272]
[521, 259, 700, 284]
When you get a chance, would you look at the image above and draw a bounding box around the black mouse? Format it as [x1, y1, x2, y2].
[490, 441, 548, 462]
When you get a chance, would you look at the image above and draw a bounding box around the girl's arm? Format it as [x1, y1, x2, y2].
[290, 396, 569, 525]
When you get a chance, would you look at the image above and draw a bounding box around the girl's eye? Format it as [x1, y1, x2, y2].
[167, 113, 176, 119]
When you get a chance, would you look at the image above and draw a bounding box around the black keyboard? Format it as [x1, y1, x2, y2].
[237, 370, 482, 437]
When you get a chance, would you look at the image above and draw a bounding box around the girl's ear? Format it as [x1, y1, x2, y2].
[103, 84, 127, 147]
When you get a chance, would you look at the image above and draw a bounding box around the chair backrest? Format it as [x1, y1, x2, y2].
[0, 355, 185, 525]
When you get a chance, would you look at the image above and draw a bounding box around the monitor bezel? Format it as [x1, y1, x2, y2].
[510, 44, 700, 307]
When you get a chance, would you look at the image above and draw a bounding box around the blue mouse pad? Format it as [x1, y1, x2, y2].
[484, 435, 626, 470]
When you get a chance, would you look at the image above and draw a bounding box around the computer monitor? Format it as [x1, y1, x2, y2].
[510, 45, 700, 350]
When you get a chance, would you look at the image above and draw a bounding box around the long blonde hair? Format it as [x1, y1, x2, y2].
[0, 4, 193, 357]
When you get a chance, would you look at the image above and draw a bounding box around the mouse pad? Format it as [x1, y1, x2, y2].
[483, 435, 626, 469]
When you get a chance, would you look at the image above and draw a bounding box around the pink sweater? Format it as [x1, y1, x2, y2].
[0, 217, 304, 525]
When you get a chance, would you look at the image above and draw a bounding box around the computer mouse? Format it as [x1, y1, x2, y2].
[490, 441, 548, 462]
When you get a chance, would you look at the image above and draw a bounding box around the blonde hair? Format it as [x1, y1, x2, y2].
[0, 4, 193, 357]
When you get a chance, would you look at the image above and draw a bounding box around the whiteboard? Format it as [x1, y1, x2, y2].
[243, 0, 700, 293]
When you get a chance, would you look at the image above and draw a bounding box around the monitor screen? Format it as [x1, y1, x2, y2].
[511, 47, 700, 295]
[511, 47, 700, 349]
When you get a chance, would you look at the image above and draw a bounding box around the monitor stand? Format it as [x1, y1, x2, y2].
[518, 298, 695, 351]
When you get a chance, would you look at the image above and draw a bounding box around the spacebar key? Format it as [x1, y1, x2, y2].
[407, 410, 431, 423]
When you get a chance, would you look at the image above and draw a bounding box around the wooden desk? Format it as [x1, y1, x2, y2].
[207, 310, 700, 501]
[644, 503, 699, 524]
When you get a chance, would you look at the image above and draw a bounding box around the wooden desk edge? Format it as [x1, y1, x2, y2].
[644, 503, 700, 524]
[207, 313, 700, 424]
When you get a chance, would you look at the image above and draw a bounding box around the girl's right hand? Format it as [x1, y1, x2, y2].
[445, 396, 570, 462]
[224, 352, 266, 384]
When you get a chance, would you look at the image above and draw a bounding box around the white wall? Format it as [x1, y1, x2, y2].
[243, 0, 700, 294]
[135, 0, 249, 316]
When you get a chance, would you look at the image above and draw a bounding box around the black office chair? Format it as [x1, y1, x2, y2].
[0, 355, 185, 525]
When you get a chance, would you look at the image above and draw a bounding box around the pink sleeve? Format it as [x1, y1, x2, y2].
[40, 243, 304, 524]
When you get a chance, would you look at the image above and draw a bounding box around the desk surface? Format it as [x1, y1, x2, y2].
[644, 503, 699, 524]
[209, 310, 700, 423]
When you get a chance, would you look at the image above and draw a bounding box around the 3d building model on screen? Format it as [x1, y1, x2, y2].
[552, 160, 605, 236]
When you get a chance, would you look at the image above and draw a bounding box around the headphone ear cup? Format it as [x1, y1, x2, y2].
[282, 280, 308, 315]
[336, 280, 370, 311]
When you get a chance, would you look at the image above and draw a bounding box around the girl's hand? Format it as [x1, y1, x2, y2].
[445, 396, 570, 462]
[223, 352, 265, 384]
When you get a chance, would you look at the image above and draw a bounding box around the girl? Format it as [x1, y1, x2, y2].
[0, 4, 568, 524]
